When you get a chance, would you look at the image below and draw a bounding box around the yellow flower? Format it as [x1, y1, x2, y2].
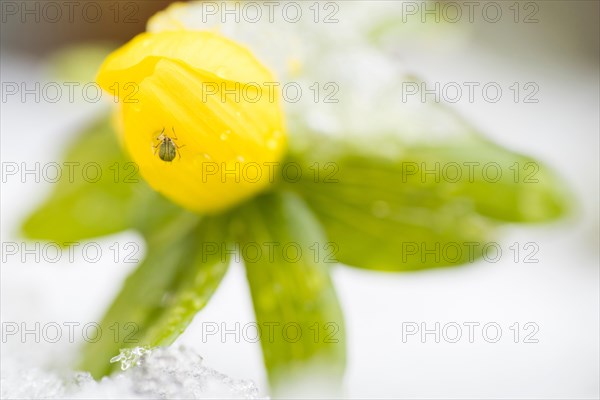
[96, 30, 286, 213]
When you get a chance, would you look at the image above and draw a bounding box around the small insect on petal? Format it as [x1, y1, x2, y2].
[154, 127, 184, 162]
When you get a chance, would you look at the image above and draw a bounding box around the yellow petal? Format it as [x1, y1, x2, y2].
[97, 31, 286, 213]
[97, 30, 274, 92]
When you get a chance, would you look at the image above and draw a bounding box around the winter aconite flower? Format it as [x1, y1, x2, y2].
[22, 1, 570, 394]
[96, 30, 286, 213]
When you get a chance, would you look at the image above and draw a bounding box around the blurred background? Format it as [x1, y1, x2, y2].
[1, 1, 599, 398]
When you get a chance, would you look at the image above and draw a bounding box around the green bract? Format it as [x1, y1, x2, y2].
[23, 110, 568, 391]
[22, 36, 569, 395]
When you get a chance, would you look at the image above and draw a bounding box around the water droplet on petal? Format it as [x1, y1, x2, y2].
[220, 130, 231, 141]
[216, 67, 227, 78]
[266, 139, 278, 150]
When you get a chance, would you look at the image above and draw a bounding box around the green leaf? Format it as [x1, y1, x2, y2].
[21, 117, 140, 242]
[78, 212, 231, 379]
[21, 116, 182, 243]
[434, 141, 569, 222]
[285, 136, 568, 271]
[234, 191, 346, 394]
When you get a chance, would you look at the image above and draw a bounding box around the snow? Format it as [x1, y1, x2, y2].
[1, 346, 260, 399]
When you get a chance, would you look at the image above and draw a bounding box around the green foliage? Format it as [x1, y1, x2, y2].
[21, 113, 568, 389]
[79, 212, 231, 379]
[22, 118, 141, 242]
[285, 137, 568, 271]
[233, 191, 345, 392]
[48, 43, 118, 84]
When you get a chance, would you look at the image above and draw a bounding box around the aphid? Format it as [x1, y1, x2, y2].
[154, 127, 184, 162]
